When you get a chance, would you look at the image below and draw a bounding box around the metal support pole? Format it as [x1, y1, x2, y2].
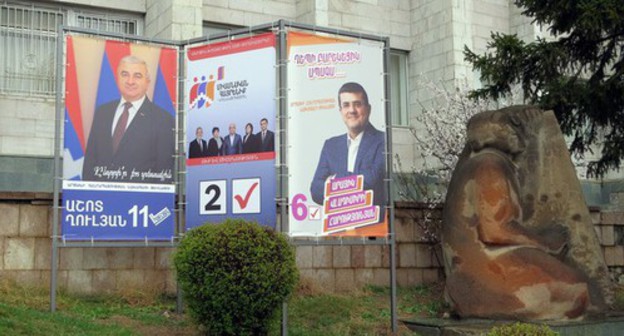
[283, 21, 385, 43]
[382, 36, 398, 334]
[390, 235, 398, 334]
[277, 19, 289, 336]
[50, 25, 65, 313]
[175, 45, 187, 315]
[49, 25, 183, 311]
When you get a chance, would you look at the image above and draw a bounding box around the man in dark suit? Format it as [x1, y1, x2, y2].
[82, 55, 174, 184]
[188, 127, 209, 158]
[222, 123, 243, 155]
[257, 118, 275, 152]
[310, 82, 386, 210]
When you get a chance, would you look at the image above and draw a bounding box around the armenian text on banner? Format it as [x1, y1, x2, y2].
[287, 32, 388, 237]
[185, 33, 277, 229]
[62, 35, 177, 240]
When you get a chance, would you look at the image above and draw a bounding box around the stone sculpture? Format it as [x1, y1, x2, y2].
[442, 106, 612, 320]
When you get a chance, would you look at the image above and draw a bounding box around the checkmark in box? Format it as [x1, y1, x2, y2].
[308, 205, 321, 220]
[232, 178, 261, 214]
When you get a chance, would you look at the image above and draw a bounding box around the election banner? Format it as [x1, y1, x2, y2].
[62, 35, 177, 240]
[185, 33, 277, 229]
[287, 32, 388, 237]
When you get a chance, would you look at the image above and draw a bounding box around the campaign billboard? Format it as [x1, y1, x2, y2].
[185, 33, 277, 229]
[61, 35, 177, 240]
[287, 32, 388, 237]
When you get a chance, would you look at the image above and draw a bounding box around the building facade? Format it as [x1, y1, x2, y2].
[0, 0, 551, 194]
[1, 0, 623, 293]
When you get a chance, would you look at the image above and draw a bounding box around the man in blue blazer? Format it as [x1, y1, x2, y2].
[82, 55, 174, 184]
[310, 82, 386, 211]
[222, 122, 243, 155]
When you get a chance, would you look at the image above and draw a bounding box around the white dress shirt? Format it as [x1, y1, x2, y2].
[347, 131, 363, 173]
[111, 96, 146, 136]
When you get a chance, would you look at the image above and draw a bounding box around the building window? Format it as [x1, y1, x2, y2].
[70, 12, 140, 35]
[390, 50, 409, 126]
[202, 21, 244, 37]
[0, 3, 63, 95]
[0, 1, 142, 97]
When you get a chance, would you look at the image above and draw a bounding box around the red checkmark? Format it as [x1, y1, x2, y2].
[310, 207, 320, 218]
[234, 182, 259, 209]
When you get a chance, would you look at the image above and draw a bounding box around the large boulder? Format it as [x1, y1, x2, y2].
[442, 106, 612, 320]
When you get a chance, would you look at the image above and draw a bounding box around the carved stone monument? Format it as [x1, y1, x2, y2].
[442, 106, 612, 320]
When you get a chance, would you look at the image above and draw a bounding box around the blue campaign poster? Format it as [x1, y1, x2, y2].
[62, 181, 175, 240]
[185, 33, 277, 229]
[61, 36, 178, 240]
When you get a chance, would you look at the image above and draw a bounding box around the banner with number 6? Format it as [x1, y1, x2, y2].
[287, 32, 388, 237]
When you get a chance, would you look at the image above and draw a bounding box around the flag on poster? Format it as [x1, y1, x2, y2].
[61, 35, 177, 240]
[287, 32, 388, 237]
[185, 33, 277, 229]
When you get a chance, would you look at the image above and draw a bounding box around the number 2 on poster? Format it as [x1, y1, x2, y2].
[200, 180, 227, 215]
[204, 185, 221, 211]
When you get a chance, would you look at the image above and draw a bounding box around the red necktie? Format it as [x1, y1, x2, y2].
[112, 102, 132, 154]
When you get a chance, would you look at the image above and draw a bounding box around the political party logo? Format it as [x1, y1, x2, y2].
[216, 79, 249, 101]
[189, 66, 225, 110]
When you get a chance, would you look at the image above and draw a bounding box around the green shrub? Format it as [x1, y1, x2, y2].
[486, 322, 558, 336]
[614, 285, 624, 311]
[174, 219, 299, 335]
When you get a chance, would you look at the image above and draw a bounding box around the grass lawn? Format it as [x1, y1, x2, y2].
[279, 283, 445, 335]
[0, 280, 446, 335]
[2, 280, 623, 335]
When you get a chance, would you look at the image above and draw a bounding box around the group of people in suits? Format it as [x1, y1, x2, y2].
[188, 118, 275, 158]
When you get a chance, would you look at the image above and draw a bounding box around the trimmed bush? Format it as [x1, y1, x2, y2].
[174, 219, 298, 335]
[486, 322, 559, 336]
[614, 284, 624, 311]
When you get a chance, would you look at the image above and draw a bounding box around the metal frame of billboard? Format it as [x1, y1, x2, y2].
[50, 26, 184, 312]
[51, 20, 398, 334]
[276, 20, 397, 334]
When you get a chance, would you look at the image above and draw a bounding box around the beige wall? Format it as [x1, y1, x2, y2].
[0, 199, 175, 293]
[0, 198, 443, 293]
[2, 197, 623, 294]
[0, 98, 55, 157]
